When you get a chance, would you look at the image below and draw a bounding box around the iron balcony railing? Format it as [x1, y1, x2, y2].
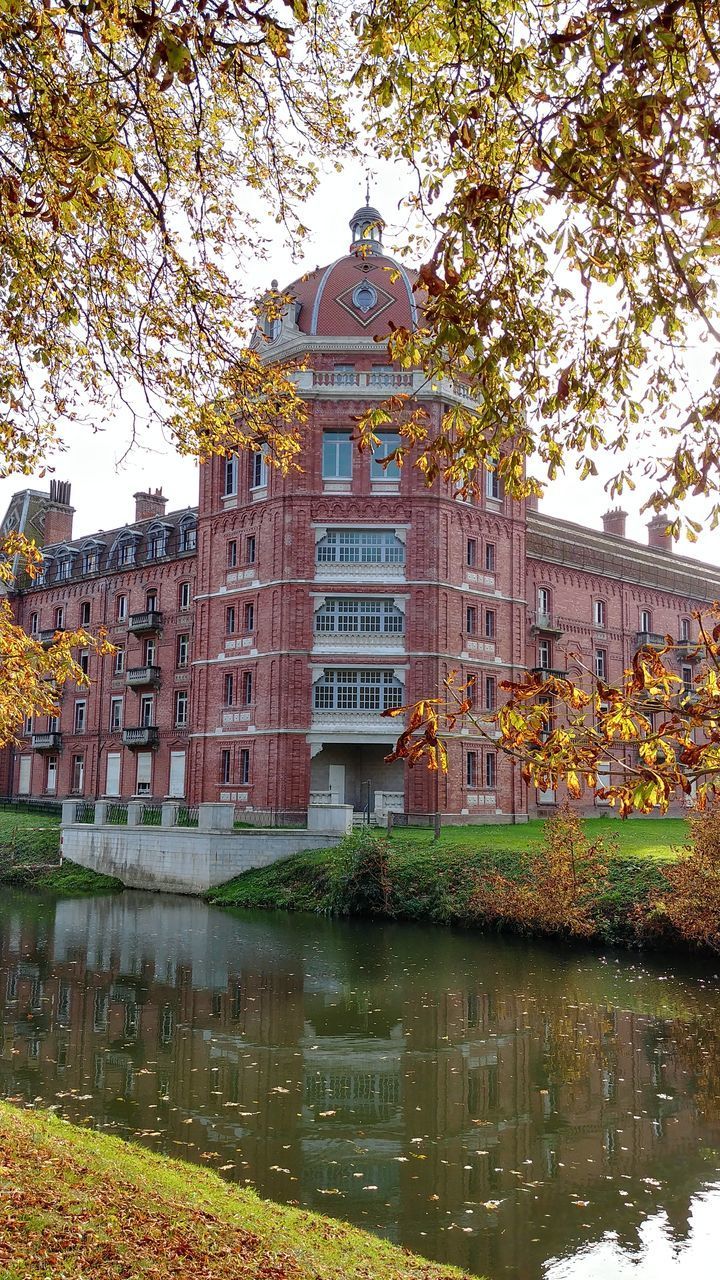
[126, 665, 161, 688]
[128, 610, 163, 634]
[122, 726, 159, 748]
[31, 732, 62, 751]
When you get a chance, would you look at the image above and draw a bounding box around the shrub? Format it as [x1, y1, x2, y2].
[647, 802, 720, 950]
[326, 829, 393, 917]
[468, 805, 612, 938]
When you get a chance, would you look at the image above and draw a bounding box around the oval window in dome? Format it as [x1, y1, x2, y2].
[352, 283, 378, 314]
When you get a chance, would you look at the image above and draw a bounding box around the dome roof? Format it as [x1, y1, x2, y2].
[286, 204, 420, 339]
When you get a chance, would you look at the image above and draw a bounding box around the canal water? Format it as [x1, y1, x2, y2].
[1, 890, 720, 1279]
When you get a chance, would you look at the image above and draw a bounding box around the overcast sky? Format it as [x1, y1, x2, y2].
[1, 161, 718, 565]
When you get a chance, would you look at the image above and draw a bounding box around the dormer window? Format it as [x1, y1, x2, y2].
[146, 526, 168, 560]
[179, 518, 197, 553]
[118, 542, 135, 567]
[56, 558, 72, 582]
[83, 549, 99, 574]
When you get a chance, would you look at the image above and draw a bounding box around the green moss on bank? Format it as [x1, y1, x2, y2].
[0, 806, 122, 895]
[207, 820, 680, 949]
[0, 1102, 475, 1280]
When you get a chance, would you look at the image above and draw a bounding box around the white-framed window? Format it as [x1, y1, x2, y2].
[223, 672, 234, 706]
[594, 599, 607, 628]
[315, 598, 404, 634]
[240, 748, 250, 785]
[680, 617, 691, 642]
[71, 754, 85, 794]
[176, 633, 189, 668]
[467, 538, 477, 568]
[114, 646, 125, 675]
[244, 601, 255, 632]
[242, 670, 253, 704]
[250, 449, 268, 489]
[485, 609, 496, 639]
[538, 639, 551, 669]
[485, 675, 496, 710]
[83, 547, 100, 574]
[640, 609, 652, 633]
[168, 751, 186, 798]
[370, 432, 401, 481]
[46, 755, 58, 794]
[226, 539, 237, 569]
[485, 467, 500, 500]
[466, 605, 477, 635]
[226, 605, 236, 635]
[110, 697, 123, 731]
[29, 612, 38, 635]
[105, 752, 121, 797]
[220, 748, 232, 784]
[135, 752, 152, 796]
[485, 542, 496, 572]
[178, 581, 191, 611]
[74, 700, 86, 733]
[174, 690, 188, 727]
[80, 601, 91, 627]
[682, 664, 693, 693]
[146, 527, 167, 559]
[56, 558, 72, 581]
[116, 594, 127, 622]
[316, 529, 405, 564]
[246, 534, 256, 564]
[595, 647, 607, 679]
[55, 606, 65, 629]
[146, 590, 158, 611]
[223, 454, 238, 496]
[140, 694, 154, 727]
[79, 649, 90, 675]
[18, 756, 31, 795]
[313, 668, 404, 711]
[144, 637, 156, 666]
[23, 714, 32, 735]
[118, 541, 136, 566]
[179, 519, 197, 552]
[322, 431, 353, 480]
[537, 587, 550, 618]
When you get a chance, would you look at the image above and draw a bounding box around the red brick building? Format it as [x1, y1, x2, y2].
[2, 203, 718, 820]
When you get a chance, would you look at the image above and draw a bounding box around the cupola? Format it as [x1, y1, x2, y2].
[349, 203, 385, 256]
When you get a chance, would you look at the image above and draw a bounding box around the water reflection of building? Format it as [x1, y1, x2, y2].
[1, 896, 720, 1280]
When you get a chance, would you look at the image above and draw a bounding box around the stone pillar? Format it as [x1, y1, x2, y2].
[161, 803, 179, 827]
[61, 799, 77, 826]
[94, 800, 109, 826]
[307, 803, 353, 835]
[198, 803, 234, 832]
[126, 801, 143, 827]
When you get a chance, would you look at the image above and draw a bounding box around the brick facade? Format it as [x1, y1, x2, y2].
[2, 204, 718, 820]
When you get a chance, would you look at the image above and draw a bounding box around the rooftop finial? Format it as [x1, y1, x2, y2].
[365, 173, 370, 206]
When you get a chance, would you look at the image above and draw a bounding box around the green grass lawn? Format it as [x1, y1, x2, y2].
[0, 1102, 475, 1280]
[394, 815, 688, 860]
[0, 805, 121, 895]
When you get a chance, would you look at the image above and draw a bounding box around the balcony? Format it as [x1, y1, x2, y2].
[37, 628, 66, 647]
[530, 613, 564, 638]
[636, 631, 668, 649]
[31, 732, 62, 751]
[123, 726, 159, 748]
[530, 666, 569, 680]
[675, 640, 701, 662]
[128, 610, 163, 634]
[126, 665, 161, 689]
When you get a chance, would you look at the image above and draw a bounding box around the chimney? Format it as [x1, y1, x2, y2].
[43, 480, 74, 545]
[134, 488, 168, 522]
[601, 507, 627, 537]
[647, 513, 673, 553]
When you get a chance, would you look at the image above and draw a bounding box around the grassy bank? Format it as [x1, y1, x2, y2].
[0, 807, 122, 895]
[207, 817, 686, 949]
[0, 1102, 474, 1280]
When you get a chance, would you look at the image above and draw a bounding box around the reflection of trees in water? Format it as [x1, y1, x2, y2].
[539, 1003, 617, 1090]
[666, 1013, 720, 1122]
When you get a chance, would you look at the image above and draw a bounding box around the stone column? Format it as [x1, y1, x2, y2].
[307, 803, 353, 835]
[161, 803, 179, 827]
[126, 801, 143, 827]
[61, 799, 77, 826]
[94, 800, 109, 826]
[198, 803, 234, 832]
